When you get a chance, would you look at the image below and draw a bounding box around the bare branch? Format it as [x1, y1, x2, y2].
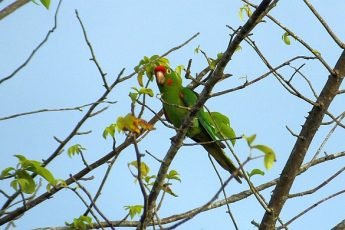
[259, 48, 345, 229]
[242, 0, 335, 74]
[0, 0, 30, 20]
[0, 0, 63, 85]
[303, 0, 345, 49]
[75, 10, 109, 90]
[284, 189, 345, 227]
[0, 101, 116, 121]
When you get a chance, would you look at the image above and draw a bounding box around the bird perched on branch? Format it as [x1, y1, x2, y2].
[154, 65, 242, 183]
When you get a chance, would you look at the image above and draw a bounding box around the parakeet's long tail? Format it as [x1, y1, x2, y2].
[192, 135, 243, 183]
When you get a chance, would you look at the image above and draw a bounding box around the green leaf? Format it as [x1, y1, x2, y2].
[247, 168, 265, 178]
[166, 170, 181, 182]
[66, 215, 93, 229]
[175, 65, 184, 76]
[144, 175, 156, 184]
[239, 4, 252, 21]
[137, 71, 144, 87]
[282, 32, 291, 45]
[14, 154, 27, 164]
[129, 92, 138, 103]
[128, 161, 150, 178]
[16, 170, 36, 194]
[40, 0, 50, 9]
[252, 145, 276, 169]
[34, 166, 56, 185]
[243, 134, 256, 147]
[67, 144, 86, 158]
[139, 88, 154, 97]
[124, 205, 144, 219]
[194, 45, 200, 54]
[103, 123, 117, 139]
[1, 167, 15, 178]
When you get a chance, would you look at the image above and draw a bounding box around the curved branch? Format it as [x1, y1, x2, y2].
[0, 0, 30, 20]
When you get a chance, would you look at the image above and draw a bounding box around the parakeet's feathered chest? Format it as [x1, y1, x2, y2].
[160, 86, 201, 137]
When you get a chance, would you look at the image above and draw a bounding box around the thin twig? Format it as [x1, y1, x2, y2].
[0, 0, 63, 85]
[75, 10, 109, 90]
[302, 0, 345, 49]
[284, 189, 345, 227]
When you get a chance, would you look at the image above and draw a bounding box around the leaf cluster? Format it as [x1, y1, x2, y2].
[0, 155, 59, 194]
[134, 55, 170, 87]
[65, 215, 93, 230]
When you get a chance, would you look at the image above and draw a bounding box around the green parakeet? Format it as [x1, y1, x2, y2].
[154, 65, 242, 183]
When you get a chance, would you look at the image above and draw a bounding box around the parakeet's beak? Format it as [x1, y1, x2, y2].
[155, 71, 165, 85]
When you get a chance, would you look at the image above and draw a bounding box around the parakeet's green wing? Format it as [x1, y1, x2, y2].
[180, 88, 242, 182]
[180, 88, 224, 147]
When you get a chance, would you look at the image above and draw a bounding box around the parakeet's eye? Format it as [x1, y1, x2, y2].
[166, 69, 171, 74]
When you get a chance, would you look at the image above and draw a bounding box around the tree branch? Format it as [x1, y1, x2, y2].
[259, 49, 345, 229]
[138, 0, 276, 229]
[0, 0, 30, 20]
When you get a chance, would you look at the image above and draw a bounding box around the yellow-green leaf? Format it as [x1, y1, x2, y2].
[243, 134, 256, 147]
[252, 145, 276, 169]
[166, 170, 181, 182]
[103, 123, 117, 139]
[139, 88, 154, 97]
[128, 161, 150, 178]
[282, 32, 291, 45]
[40, 0, 50, 9]
[124, 205, 144, 219]
[247, 168, 265, 178]
[67, 144, 86, 158]
[239, 4, 252, 21]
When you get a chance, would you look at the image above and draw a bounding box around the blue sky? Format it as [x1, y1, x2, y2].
[1, 0, 344, 229]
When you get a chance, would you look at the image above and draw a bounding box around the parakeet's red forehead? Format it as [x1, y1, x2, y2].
[154, 65, 166, 74]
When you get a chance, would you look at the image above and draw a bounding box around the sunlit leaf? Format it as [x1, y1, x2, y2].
[252, 144, 276, 169]
[0, 167, 15, 178]
[137, 71, 144, 87]
[175, 65, 184, 76]
[194, 45, 200, 54]
[243, 134, 256, 147]
[128, 161, 150, 178]
[34, 166, 56, 185]
[139, 88, 154, 97]
[117, 114, 154, 134]
[16, 170, 36, 194]
[239, 4, 252, 21]
[282, 32, 291, 45]
[247, 168, 265, 178]
[166, 170, 181, 182]
[103, 123, 117, 139]
[67, 144, 86, 158]
[124, 205, 144, 219]
[65, 215, 93, 229]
